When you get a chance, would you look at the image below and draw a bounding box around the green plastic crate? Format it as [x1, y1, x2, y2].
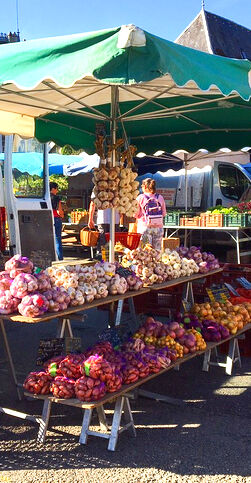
[225, 214, 245, 227]
[164, 211, 198, 226]
[164, 213, 180, 226]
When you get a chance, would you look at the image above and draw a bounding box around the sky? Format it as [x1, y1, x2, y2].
[0, 0, 250, 42]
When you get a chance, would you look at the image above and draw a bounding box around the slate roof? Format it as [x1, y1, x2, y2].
[175, 9, 251, 60]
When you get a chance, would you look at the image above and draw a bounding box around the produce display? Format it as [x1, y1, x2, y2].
[23, 292, 250, 403]
[133, 317, 205, 356]
[121, 245, 218, 285]
[0, 290, 20, 315]
[0, 255, 71, 317]
[192, 300, 251, 334]
[176, 246, 220, 273]
[23, 321, 175, 402]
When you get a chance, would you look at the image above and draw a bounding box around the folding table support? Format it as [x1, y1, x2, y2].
[0, 318, 22, 400]
[202, 336, 241, 375]
[79, 395, 136, 451]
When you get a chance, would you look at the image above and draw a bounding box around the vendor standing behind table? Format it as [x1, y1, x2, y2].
[50, 181, 64, 261]
[135, 178, 166, 251]
[88, 193, 120, 258]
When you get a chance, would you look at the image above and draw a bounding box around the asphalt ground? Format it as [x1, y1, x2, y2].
[0, 310, 250, 483]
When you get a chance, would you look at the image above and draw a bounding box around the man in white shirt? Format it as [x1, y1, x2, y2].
[88, 193, 120, 256]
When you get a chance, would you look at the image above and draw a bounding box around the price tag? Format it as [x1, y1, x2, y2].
[206, 285, 230, 303]
[36, 338, 64, 366]
[65, 337, 82, 354]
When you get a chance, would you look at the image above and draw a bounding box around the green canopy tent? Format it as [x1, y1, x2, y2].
[0, 24, 250, 259]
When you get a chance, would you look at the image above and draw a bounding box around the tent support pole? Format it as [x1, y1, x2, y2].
[109, 86, 118, 263]
[184, 153, 188, 212]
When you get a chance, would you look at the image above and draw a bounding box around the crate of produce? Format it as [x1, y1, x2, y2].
[244, 214, 251, 227]
[70, 210, 88, 224]
[180, 216, 201, 227]
[164, 212, 180, 226]
[224, 213, 244, 227]
[200, 213, 224, 227]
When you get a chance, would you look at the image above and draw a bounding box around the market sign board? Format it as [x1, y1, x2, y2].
[157, 188, 176, 207]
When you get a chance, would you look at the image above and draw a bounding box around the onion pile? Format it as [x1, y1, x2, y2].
[50, 376, 76, 399]
[23, 371, 52, 395]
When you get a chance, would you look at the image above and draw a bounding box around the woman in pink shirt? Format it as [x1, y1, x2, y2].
[135, 178, 166, 251]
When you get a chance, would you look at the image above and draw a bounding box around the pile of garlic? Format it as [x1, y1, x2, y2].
[46, 262, 129, 305]
[162, 249, 199, 277]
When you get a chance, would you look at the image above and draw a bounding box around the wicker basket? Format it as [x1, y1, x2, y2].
[80, 227, 99, 247]
[162, 237, 180, 251]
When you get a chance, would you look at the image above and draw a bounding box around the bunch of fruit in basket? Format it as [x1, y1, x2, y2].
[50, 376, 76, 399]
[176, 246, 220, 273]
[75, 375, 107, 401]
[192, 300, 250, 334]
[5, 254, 34, 278]
[18, 293, 50, 317]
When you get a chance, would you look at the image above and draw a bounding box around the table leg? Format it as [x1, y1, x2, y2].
[37, 398, 52, 444]
[96, 405, 109, 431]
[202, 349, 211, 372]
[128, 297, 138, 330]
[0, 319, 22, 400]
[123, 397, 136, 437]
[115, 299, 124, 327]
[226, 338, 241, 375]
[108, 396, 125, 451]
[236, 229, 240, 265]
[79, 408, 93, 445]
[56, 317, 73, 338]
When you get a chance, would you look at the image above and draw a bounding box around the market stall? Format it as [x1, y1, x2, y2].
[0, 24, 251, 262]
[0, 24, 251, 452]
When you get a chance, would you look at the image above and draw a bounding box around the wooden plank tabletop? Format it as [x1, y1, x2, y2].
[24, 323, 251, 410]
[150, 268, 223, 291]
[2, 288, 150, 324]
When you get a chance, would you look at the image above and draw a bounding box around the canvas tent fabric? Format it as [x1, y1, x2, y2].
[0, 25, 250, 155]
[134, 153, 183, 175]
[0, 152, 100, 176]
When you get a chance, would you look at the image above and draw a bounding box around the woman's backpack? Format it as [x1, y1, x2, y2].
[142, 193, 163, 226]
